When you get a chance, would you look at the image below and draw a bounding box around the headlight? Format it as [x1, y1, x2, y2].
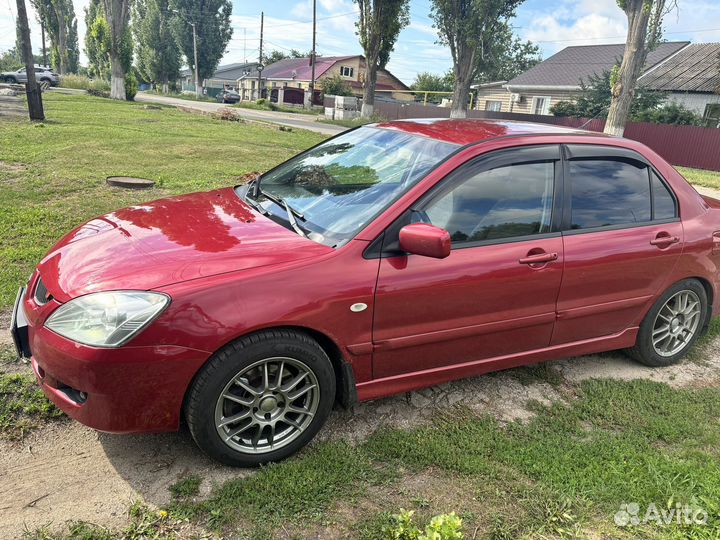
[45, 291, 169, 347]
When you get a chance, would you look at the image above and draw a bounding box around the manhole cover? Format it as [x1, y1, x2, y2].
[106, 176, 155, 189]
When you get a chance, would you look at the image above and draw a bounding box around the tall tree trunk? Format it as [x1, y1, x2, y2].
[110, 49, 125, 99]
[16, 0, 44, 120]
[604, 0, 651, 136]
[54, 3, 67, 75]
[103, 0, 129, 100]
[361, 57, 378, 118]
[450, 47, 474, 119]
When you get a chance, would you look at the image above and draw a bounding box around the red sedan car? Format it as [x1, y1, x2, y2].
[11, 119, 720, 466]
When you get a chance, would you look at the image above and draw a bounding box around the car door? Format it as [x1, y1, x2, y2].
[551, 144, 683, 345]
[371, 145, 565, 379]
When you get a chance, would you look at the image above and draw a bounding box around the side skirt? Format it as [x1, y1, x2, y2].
[356, 327, 639, 402]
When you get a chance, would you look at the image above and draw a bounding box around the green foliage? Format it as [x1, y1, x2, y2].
[321, 73, 353, 96]
[550, 69, 666, 119]
[475, 20, 541, 83]
[410, 71, 454, 92]
[170, 0, 233, 83]
[633, 102, 704, 125]
[59, 74, 111, 92]
[381, 509, 464, 540]
[0, 47, 40, 71]
[124, 70, 138, 100]
[30, 0, 80, 74]
[0, 373, 63, 439]
[261, 48, 310, 65]
[133, 0, 181, 88]
[354, 0, 410, 70]
[85, 0, 111, 80]
[169, 475, 202, 498]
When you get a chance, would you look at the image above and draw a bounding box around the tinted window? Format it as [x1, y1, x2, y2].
[422, 161, 555, 244]
[569, 159, 651, 229]
[652, 172, 676, 219]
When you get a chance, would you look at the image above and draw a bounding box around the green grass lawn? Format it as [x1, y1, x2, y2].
[678, 167, 720, 190]
[0, 93, 324, 309]
[35, 377, 720, 539]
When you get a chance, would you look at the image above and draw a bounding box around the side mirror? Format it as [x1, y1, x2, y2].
[399, 223, 451, 259]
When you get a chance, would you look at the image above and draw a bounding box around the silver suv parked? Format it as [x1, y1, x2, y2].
[1, 66, 59, 86]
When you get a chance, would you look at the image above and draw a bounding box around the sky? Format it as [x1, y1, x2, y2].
[2, 0, 720, 84]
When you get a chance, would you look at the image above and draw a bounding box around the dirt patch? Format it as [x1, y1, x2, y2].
[1, 339, 720, 538]
[0, 161, 27, 173]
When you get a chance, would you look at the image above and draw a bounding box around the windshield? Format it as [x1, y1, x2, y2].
[242, 126, 458, 247]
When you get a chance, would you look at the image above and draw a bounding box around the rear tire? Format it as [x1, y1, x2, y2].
[185, 329, 336, 467]
[7, 76, 17, 84]
[625, 279, 707, 367]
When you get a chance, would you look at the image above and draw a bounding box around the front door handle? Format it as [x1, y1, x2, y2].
[650, 233, 680, 247]
[519, 252, 558, 265]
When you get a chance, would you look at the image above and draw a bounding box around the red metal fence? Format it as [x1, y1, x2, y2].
[371, 102, 720, 172]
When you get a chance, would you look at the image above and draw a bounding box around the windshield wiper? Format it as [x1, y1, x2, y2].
[250, 184, 308, 237]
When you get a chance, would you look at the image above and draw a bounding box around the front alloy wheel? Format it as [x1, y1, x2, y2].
[186, 329, 335, 467]
[214, 357, 319, 454]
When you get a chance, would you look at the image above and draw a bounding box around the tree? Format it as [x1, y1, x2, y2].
[321, 73, 353, 96]
[85, 0, 110, 79]
[133, 0, 181, 93]
[604, 0, 673, 136]
[410, 71, 453, 103]
[261, 49, 309, 65]
[101, 0, 132, 99]
[170, 0, 233, 96]
[551, 69, 665, 119]
[354, 0, 410, 118]
[0, 46, 43, 71]
[431, 0, 524, 118]
[30, 0, 79, 74]
[15, 0, 44, 119]
[474, 21, 540, 83]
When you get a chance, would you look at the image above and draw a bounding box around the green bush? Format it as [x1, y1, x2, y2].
[60, 74, 110, 92]
[383, 509, 464, 540]
[632, 102, 703, 126]
[256, 98, 267, 105]
[124, 72, 138, 101]
[321, 73, 353, 97]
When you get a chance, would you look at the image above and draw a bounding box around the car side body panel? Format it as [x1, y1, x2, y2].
[18, 122, 720, 433]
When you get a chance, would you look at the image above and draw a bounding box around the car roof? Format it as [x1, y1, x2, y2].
[373, 118, 608, 146]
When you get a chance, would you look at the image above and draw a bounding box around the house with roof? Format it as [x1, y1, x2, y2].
[178, 62, 259, 97]
[473, 41, 689, 115]
[236, 55, 411, 104]
[638, 43, 720, 127]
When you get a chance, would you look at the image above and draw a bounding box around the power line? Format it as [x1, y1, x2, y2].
[533, 27, 720, 44]
[263, 10, 356, 29]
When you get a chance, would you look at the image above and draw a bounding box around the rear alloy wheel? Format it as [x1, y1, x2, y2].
[186, 329, 335, 466]
[626, 279, 707, 367]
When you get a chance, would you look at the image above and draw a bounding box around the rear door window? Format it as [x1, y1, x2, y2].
[568, 157, 651, 229]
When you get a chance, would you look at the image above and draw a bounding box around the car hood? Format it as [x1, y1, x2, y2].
[37, 188, 333, 302]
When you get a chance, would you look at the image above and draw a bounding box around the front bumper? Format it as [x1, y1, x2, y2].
[14, 287, 210, 433]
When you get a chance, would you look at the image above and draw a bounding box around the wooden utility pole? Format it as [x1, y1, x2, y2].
[257, 11, 264, 101]
[307, 0, 317, 108]
[16, 0, 44, 120]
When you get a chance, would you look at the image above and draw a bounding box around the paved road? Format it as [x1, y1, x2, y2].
[135, 92, 345, 136]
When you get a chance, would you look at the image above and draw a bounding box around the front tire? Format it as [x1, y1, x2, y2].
[625, 279, 707, 367]
[185, 329, 336, 467]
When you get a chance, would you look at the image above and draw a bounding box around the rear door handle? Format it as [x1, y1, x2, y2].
[519, 252, 558, 265]
[649, 235, 679, 246]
